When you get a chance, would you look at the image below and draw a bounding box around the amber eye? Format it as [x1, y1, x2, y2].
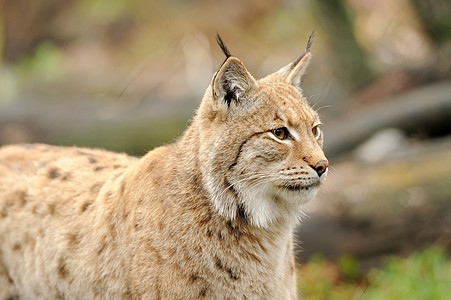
[272, 127, 290, 140]
[312, 125, 321, 139]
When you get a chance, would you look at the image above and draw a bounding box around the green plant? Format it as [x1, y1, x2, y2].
[362, 247, 450, 300]
[298, 246, 450, 300]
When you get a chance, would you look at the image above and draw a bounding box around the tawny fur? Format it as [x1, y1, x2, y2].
[0, 36, 328, 299]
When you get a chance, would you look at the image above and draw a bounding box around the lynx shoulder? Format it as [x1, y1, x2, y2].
[0, 33, 328, 299]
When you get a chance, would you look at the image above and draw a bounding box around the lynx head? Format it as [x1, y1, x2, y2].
[196, 32, 328, 228]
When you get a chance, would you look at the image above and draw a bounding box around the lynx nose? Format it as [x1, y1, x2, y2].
[313, 160, 329, 177]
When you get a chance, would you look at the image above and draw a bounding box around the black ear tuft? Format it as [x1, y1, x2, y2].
[305, 29, 315, 53]
[289, 30, 315, 72]
[216, 33, 232, 59]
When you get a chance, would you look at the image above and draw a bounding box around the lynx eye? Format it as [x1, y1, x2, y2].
[272, 127, 290, 140]
[312, 125, 321, 139]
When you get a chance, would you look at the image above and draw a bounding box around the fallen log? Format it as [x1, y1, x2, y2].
[323, 81, 451, 158]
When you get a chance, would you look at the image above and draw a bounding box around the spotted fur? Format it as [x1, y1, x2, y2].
[0, 34, 327, 299]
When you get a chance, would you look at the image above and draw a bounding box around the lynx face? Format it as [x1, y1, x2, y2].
[198, 36, 328, 228]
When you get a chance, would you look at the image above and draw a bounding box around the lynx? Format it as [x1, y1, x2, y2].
[0, 34, 328, 299]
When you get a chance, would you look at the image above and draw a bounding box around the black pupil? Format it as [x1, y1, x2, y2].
[275, 128, 285, 139]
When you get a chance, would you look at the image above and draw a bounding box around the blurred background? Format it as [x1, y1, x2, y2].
[1, 0, 450, 298]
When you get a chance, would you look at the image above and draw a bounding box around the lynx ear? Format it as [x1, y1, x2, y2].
[213, 57, 257, 106]
[213, 35, 257, 107]
[274, 31, 315, 88]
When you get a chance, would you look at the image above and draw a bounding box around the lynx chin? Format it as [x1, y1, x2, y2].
[0, 33, 328, 299]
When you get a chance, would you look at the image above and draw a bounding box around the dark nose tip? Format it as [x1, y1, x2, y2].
[313, 160, 329, 177]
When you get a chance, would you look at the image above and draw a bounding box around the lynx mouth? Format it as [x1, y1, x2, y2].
[280, 181, 320, 191]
